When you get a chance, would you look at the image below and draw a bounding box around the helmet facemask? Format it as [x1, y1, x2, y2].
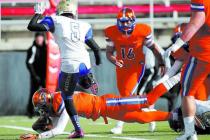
[117, 8, 136, 35]
[33, 88, 54, 116]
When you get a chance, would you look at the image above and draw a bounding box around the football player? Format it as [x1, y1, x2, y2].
[157, 23, 209, 101]
[104, 7, 165, 134]
[164, 0, 210, 139]
[27, 0, 101, 138]
[20, 74, 180, 140]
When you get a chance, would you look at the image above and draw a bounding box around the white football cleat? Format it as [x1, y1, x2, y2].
[110, 127, 123, 134]
[175, 132, 198, 140]
[149, 121, 156, 132]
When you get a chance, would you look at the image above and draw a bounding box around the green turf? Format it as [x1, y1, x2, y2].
[0, 116, 209, 140]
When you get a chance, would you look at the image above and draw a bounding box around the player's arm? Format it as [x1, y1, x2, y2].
[28, 14, 55, 32]
[28, 3, 55, 32]
[105, 38, 124, 67]
[85, 28, 102, 65]
[165, 1, 205, 55]
[38, 109, 69, 139]
[144, 34, 165, 74]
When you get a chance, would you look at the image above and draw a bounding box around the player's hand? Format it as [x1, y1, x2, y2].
[34, 2, 46, 14]
[115, 60, 124, 68]
[20, 133, 39, 140]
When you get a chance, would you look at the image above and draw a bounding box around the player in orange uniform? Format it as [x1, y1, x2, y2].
[104, 7, 165, 134]
[105, 8, 164, 97]
[22, 74, 179, 139]
[164, 0, 210, 139]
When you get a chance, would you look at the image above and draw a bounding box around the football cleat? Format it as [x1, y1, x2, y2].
[110, 126, 123, 134]
[68, 130, 84, 139]
[175, 132, 198, 140]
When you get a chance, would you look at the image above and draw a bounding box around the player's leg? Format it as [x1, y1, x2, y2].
[177, 57, 210, 140]
[121, 111, 170, 123]
[147, 72, 181, 105]
[58, 72, 84, 138]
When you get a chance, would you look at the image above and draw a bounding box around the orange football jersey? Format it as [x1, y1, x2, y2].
[190, 0, 210, 63]
[104, 24, 152, 68]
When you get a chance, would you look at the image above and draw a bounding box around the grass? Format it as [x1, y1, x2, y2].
[0, 116, 209, 140]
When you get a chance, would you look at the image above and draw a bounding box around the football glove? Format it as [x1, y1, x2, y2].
[34, 2, 46, 14]
[20, 133, 38, 140]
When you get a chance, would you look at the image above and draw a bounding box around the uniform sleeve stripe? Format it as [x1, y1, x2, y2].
[146, 34, 152, 39]
[191, 4, 204, 11]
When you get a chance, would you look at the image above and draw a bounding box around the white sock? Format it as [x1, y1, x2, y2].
[183, 116, 195, 135]
[116, 121, 124, 128]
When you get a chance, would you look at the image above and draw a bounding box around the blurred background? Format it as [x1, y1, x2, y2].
[0, 0, 190, 115]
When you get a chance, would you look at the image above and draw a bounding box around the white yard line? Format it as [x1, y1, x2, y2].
[0, 125, 34, 132]
[0, 125, 151, 140]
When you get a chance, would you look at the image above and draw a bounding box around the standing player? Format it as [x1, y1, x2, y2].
[164, 0, 210, 139]
[104, 7, 165, 134]
[27, 0, 101, 138]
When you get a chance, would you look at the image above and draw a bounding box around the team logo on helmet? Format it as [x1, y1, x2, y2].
[117, 7, 136, 34]
[32, 88, 53, 115]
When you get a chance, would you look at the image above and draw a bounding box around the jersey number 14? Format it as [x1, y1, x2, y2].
[121, 48, 135, 60]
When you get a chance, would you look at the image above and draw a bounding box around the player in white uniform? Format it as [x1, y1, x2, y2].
[27, 0, 101, 138]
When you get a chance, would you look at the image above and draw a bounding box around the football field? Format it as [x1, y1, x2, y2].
[0, 116, 209, 140]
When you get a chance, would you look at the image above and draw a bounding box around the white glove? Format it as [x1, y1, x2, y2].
[164, 38, 185, 58]
[34, 2, 46, 14]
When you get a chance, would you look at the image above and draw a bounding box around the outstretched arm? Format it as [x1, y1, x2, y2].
[86, 38, 102, 65]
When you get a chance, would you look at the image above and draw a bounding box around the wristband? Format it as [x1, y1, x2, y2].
[171, 38, 185, 52]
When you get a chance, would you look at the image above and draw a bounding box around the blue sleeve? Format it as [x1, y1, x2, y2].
[40, 16, 54, 31]
[85, 28, 93, 43]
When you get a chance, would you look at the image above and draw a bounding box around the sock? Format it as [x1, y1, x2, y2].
[70, 115, 81, 131]
[64, 98, 81, 132]
[116, 121, 124, 128]
[183, 116, 195, 135]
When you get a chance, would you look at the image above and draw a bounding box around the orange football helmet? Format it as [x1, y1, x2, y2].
[117, 7, 136, 34]
[32, 88, 54, 115]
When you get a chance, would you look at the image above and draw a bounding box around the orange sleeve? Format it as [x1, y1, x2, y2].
[138, 24, 153, 47]
[191, 0, 204, 11]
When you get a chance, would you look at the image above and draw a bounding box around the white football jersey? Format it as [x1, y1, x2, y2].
[51, 15, 91, 73]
